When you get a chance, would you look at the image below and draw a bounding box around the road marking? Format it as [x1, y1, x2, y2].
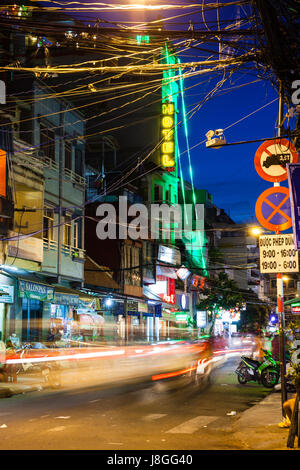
[166, 416, 218, 434]
[48, 426, 66, 432]
[143, 414, 167, 421]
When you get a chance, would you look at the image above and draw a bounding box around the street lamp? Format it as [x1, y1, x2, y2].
[250, 226, 263, 237]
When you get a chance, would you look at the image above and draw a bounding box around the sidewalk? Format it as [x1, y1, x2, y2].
[230, 390, 298, 451]
[0, 376, 298, 450]
[0, 375, 43, 398]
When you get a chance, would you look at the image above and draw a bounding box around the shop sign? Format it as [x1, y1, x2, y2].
[158, 277, 175, 305]
[291, 304, 300, 314]
[127, 300, 138, 314]
[0, 285, 14, 303]
[53, 293, 79, 306]
[161, 101, 175, 169]
[190, 275, 205, 290]
[216, 308, 241, 322]
[175, 313, 189, 323]
[18, 280, 54, 301]
[176, 267, 191, 281]
[197, 311, 206, 328]
[138, 301, 148, 313]
[158, 245, 181, 266]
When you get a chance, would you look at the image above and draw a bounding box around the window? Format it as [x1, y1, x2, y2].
[75, 148, 83, 176]
[123, 244, 141, 287]
[73, 218, 83, 249]
[65, 143, 72, 171]
[40, 122, 55, 161]
[165, 185, 171, 203]
[154, 184, 162, 202]
[64, 215, 72, 246]
[43, 207, 54, 241]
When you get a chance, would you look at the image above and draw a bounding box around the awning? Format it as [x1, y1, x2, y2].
[284, 297, 300, 306]
[156, 264, 177, 279]
[143, 286, 162, 302]
[78, 292, 96, 302]
[84, 256, 120, 290]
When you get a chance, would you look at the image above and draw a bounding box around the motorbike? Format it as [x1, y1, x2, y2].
[16, 343, 62, 389]
[235, 348, 280, 388]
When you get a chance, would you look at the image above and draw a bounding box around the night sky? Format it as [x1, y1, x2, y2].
[93, 2, 290, 225]
[180, 75, 281, 224]
[51, 1, 296, 225]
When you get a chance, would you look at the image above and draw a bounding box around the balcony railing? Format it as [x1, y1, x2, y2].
[43, 238, 85, 261]
[13, 152, 44, 176]
[64, 168, 85, 187]
[43, 158, 85, 187]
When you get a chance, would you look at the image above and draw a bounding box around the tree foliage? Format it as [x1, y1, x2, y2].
[196, 272, 245, 334]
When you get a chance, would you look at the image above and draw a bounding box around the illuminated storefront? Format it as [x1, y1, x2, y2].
[214, 308, 241, 336]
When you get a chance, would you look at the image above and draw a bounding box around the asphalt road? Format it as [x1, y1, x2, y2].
[0, 357, 271, 451]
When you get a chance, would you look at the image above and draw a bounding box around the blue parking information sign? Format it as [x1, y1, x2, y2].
[287, 163, 300, 250]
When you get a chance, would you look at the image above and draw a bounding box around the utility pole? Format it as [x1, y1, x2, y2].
[276, 80, 287, 415]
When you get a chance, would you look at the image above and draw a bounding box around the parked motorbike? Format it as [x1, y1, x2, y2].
[235, 349, 280, 388]
[16, 343, 62, 389]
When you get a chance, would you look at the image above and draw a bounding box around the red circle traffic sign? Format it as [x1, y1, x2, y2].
[255, 186, 292, 231]
[254, 139, 298, 183]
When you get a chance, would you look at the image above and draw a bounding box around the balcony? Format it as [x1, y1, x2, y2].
[12, 139, 44, 192]
[0, 196, 14, 235]
[43, 239, 85, 262]
[43, 157, 85, 187]
[7, 231, 43, 263]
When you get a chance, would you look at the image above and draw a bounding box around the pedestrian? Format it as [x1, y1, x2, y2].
[278, 394, 297, 428]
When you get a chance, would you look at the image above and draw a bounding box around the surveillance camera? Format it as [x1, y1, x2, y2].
[214, 129, 224, 136]
[206, 130, 215, 140]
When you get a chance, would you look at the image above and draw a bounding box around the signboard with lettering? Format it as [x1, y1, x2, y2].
[157, 277, 175, 305]
[18, 280, 54, 301]
[0, 285, 14, 303]
[259, 234, 299, 273]
[161, 101, 175, 169]
[287, 163, 300, 250]
[158, 245, 181, 266]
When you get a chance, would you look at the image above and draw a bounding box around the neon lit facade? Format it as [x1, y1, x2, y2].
[161, 43, 207, 275]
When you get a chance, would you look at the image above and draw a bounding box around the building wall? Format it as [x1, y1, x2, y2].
[32, 84, 85, 282]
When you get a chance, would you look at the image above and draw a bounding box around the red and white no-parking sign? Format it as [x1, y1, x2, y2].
[254, 138, 298, 183]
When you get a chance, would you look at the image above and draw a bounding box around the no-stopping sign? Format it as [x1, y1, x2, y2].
[254, 138, 298, 183]
[255, 186, 292, 232]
